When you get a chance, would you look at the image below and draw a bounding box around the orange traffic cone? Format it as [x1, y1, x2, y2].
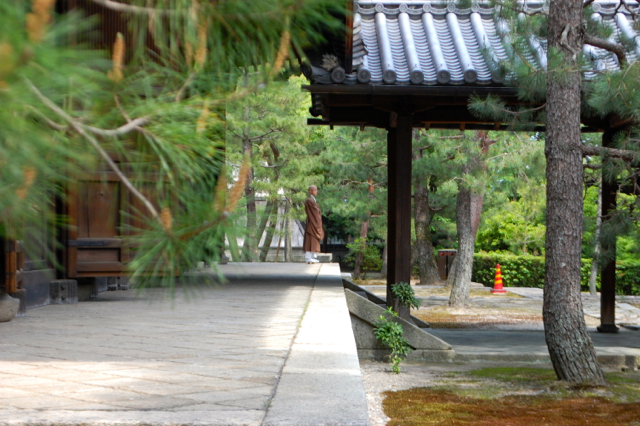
[491, 264, 507, 294]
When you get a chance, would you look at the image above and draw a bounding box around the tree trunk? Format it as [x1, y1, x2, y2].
[589, 181, 602, 295]
[544, 0, 606, 385]
[381, 241, 388, 279]
[353, 216, 370, 280]
[284, 200, 292, 262]
[259, 216, 277, 262]
[445, 256, 457, 288]
[414, 178, 441, 285]
[242, 163, 257, 261]
[256, 199, 275, 250]
[449, 184, 475, 306]
[241, 106, 256, 262]
[598, 129, 619, 333]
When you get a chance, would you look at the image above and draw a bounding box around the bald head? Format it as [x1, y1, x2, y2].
[308, 185, 318, 197]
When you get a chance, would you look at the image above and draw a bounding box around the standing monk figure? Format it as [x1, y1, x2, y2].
[303, 185, 324, 264]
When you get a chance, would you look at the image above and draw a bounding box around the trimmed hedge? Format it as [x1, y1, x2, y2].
[472, 252, 640, 295]
[616, 260, 640, 295]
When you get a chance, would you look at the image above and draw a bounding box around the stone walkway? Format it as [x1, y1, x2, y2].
[0, 263, 369, 426]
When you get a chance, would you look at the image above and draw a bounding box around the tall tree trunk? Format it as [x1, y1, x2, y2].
[256, 200, 275, 250]
[241, 106, 256, 262]
[589, 181, 602, 295]
[545, 0, 606, 385]
[353, 216, 370, 280]
[598, 130, 619, 333]
[242, 168, 257, 261]
[259, 217, 277, 262]
[381, 241, 388, 279]
[449, 183, 475, 306]
[414, 178, 441, 285]
[284, 200, 292, 262]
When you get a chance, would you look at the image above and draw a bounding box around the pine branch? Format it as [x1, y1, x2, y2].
[90, 0, 178, 15]
[29, 107, 68, 131]
[583, 163, 603, 169]
[80, 117, 150, 137]
[26, 78, 160, 221]
[175, 73, 196, 103]
[114, 95, 132, 122]
[582, 144, 639, 162]
[583, 0, 596, 8]
[33, 110, 149, 136]
[248, 128, 282, 143]
[620, 0, 640, 20]
[584, 33, 627, 65]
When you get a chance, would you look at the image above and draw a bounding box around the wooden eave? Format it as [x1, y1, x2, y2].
[304, 84, 604, 132]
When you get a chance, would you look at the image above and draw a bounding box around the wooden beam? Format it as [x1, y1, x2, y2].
[307, 118, 602, 133]
[386, 114, 412, 321]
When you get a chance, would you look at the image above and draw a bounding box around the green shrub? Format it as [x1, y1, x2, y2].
[373, 307, 412, 374]
[616, 260, 640, 295]
[472, 253, 546, 289]
[472, 252, 640, 295]
[345, 238, 382, 272]
[391, 282, 420, 310]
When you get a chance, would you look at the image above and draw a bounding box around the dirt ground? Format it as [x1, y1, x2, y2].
[356, 281, 601, 329]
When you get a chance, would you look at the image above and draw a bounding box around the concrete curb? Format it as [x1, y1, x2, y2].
[263, 264, 370, 426]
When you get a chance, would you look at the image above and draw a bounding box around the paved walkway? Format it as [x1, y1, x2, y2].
[0, 263, 369, 426]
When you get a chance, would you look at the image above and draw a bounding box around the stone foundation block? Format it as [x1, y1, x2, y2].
[9, 288, 26, 316]
[50, 279, 78, 304]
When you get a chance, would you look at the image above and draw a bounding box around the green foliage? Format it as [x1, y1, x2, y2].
[472, 252, 546, 289]
[317, 126, 388, 240]
[225, 75, 320, 259]
[616, 260, 640, 295]
[391, 282, 421, 310]
[373, 307, 412, 374]
[345, 238, 382, 272]
[473, 252, 640, 295]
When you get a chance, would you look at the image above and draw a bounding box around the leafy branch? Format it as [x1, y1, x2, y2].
[373, 307, 412, 374]
[391, 282, 421, 310]
[26, 78, 161, 221]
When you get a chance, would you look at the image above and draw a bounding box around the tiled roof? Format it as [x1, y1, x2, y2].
[308, 0, 640, 86]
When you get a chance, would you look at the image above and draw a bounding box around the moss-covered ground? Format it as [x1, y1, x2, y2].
[383, 367, 640, 425]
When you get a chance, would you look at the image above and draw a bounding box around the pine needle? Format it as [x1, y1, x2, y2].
[26, 0, 55, 42]
[107, 33, 125, 83]
[225, 159, 249, 213]
[195, 21, 208, 68]
[16, 166, 37, 200]
[272, 28, 290, 76]
[160, 206, 173, 233]
[196, 102, 209, 133]
[213, 169, 227, 213]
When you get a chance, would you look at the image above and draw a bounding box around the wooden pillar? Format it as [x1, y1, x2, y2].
[597, 129, 619, 333]
[386, 114, 412, 320]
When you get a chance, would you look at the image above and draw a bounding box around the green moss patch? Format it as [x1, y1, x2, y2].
[383, 367, 640, 425]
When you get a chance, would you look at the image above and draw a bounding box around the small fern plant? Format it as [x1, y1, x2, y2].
[391, 282, 421, 310]
[373, 307, 412, 373]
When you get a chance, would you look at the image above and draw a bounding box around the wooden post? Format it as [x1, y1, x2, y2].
[4, 239, 18, 294]
[387, 114, 412, 320]
[598, 129, 619, 333]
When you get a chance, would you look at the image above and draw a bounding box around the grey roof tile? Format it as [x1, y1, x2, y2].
[310, 0, 640, 86]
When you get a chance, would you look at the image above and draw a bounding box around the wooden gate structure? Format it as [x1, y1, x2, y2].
[1, 0, 141, 311]
[303, 0, 637, 332]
